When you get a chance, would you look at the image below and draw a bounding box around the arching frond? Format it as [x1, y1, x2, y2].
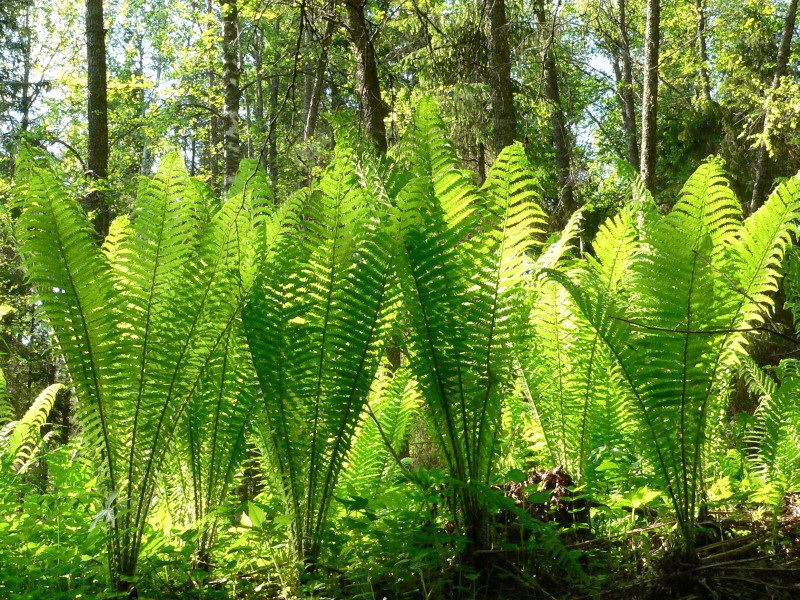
[339, 368, 420, 496]
[0, 383, 62, 473]
[746, 366, 800, 509]
[397, 137, 547, 547]
[14, 150, 262, 587]
[244, 149, 399, 565]
[546, 162, 798, 554]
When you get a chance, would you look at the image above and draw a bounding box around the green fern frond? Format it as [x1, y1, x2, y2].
[740, 355, 779, 401]
[0, 383, 62, 473]
[746, 369, 800, 508]
[667, 160, 742, 250]
[730, 176, 800, 337]
[395, 96, 477, 230]
[397, 136, 547, 546]
[587, 206, 640, 292]
[546, 163, 754, 553]
[14, 150, 262, 586]
[534, 210, 582, 272]
[14, 147, 117, 488]
[244, 150, 399, 564]
[629, 173, 661, 238]
[339, 368, 420, 496]
[520, 278, 628, 478]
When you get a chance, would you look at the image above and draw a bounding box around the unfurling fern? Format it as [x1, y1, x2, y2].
[0, 383, 62, 473]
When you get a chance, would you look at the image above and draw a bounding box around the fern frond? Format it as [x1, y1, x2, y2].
[667, 160, 742, 250]
[587, 206, 640, 291]
[339, 368, 420, 496]
[0, 383, 62, 473]
[746, 371, 800, 507]
[395, 96, 477, 230]
[397, 137, 547, 547]
[729, 176, 800, 340]
[739, 355, 778, 401]
[14, 147, 117, 489]
[14, 149, 263, 585]
[244, 150, 399, 563]
[534, 210, 582, 272]
[546, 164, 748, 552]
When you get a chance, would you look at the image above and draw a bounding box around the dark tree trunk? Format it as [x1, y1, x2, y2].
[85, 0, 110, 238]
[616, 0, 639, 171]
[477, 141, 486, 184]
[304, 13, 336, 141]
[534, 0, 575, 224]
[344, 0, 388, 153]
[696, 0, 712, 103]
[640, 0, 660, 192]
[485, 0, 516, 153]
[221, 0, 241, 190]
[750, 0, 798, 213]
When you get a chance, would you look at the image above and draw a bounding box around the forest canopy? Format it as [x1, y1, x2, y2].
[2, 0, 800, 598]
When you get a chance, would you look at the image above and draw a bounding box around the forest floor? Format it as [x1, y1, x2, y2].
[542, 501, 800, 599]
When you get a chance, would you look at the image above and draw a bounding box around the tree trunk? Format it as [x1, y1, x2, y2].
[267, 62, 279, 184]
[303, 25, 314, 126]
[534, 0, 575, 224]
[696, 0, 712, 103]
[617, 0, 639, 171]
[304, 13, 336, 141]
[639, 0, 660, 192]
[485, 0, 516, 153]
[206, 0, 219, 188]
[19, 6, 32, 133]
[343, 0, 388, 153]
[221, 0, 241, 190]
[750, 0, 798, 213]
[85, 0, 110, 238]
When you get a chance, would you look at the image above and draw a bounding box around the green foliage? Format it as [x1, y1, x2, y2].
[339, 367, 421, 498]
[0, 439, 108, 599]
[395, 100, 547, 547]
[741, 357, 800, 512]
[13, 146, 264, 588]
[551, 164, 800, 554]
[243, 146, 399, 570]
[9, 97, 800, 596]
[0, 383, 62, 473]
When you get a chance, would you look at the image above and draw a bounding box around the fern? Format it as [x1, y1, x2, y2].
[518, 195, 643, 483]
[396, 105, 547, 549]
[13, 149, 262, 589]
[243, 147, 398, 567]
[550, 161, 800, 555]
[339, 368, 420, 497]
[0, 383, 62, 473]
[743, 360, 800, 512]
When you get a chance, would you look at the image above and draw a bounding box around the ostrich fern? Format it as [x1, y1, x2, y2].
[0, 383, 62, 473]
[243, 145, 399, 571]
[13, 148, 266, 590]
[395, 99, 547, 549]
[552, 163, 800, 555]
[519, 197, 652, 481]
